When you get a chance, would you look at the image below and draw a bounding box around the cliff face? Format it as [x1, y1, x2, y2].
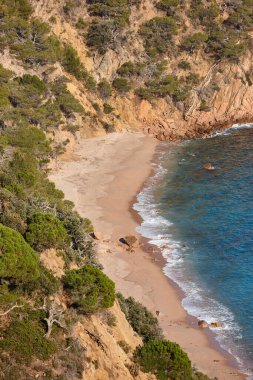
[27, 0, 253, 141]
[1, 0, 251, 142]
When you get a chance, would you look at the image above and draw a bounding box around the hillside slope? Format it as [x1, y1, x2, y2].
[1, 0, 253, 142]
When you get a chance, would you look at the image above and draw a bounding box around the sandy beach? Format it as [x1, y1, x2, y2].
[50, 132, 245, 380]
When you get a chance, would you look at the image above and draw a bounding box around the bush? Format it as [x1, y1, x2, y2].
[87, 0, 130, 26]
[26, 213, 70, 252]
[207, 27, 246, 61]
[112, 77, 131, 93]
[139, 17, 178, 56]
[156, 0, 179, 15]
[103, 103, 114, 114]
[0, 224, 40, 286]
[6, 126, 51, 159]
[62, 45, 84, 79]
[226, 1, 253, 31]
[1, 0, 32, 18]
[86, 21, 117, 54]
[98, 79, 112, 98]
[117, 294, 163, 342]
[136, 74, 189, 102]
[181, 32, 208, 52]
[134, 339, 192, 380]
[0, 320, 55, 364]
[117, 61, 145, 77]
[63, 265, 115, 313]
[25, 265, 59, 296]
[189, 0, 219, 25]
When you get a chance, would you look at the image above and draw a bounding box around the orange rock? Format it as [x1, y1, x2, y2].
[210, 322, 222, 328]
[203, 163, 215, 170]
[198, 320, 208, 328]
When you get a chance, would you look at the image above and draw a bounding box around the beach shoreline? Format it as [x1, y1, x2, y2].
[50, 131, 245, 380]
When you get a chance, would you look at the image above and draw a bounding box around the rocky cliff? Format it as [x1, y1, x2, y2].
[21, 0, 253, 141]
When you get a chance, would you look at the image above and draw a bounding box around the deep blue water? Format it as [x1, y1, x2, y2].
[134, 124, 253, 377]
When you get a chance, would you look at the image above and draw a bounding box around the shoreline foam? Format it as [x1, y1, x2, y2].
[50, 131, 246, 380]
[132, 145, 251, 378]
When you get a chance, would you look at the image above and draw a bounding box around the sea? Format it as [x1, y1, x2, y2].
[134, 123, 253, 378]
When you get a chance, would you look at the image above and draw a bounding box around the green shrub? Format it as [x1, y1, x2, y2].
[98, 79, 112, 98]
[139, 17, 178, 56]
[76, 18, 88, 29]
[86, 21, 117, 54]
[0, 65, 13, 83]
[62, 45, 89, 82]
[0, 320, 55, 364]
[0, 224, 40, 286]
[189, 0, 219, 25]
[103, 103, 114, 114]
[136, 74, 189, 102]
[117, 293, 163, 342]
[156, 0, 179, 15]
[178, 60, 191, 70]
[207, 27, 246, 61]
[0, 0, 32, 18]
[112, 77, 131, 93]
[134, 339, 192, 380]
[63, 0, 74, 14]
[26, 213, 70, 251]
[186, 72, 201, 86]
[225, 0, 253, 31]
[18, 74, 46, 93]
[198, 99, 210, 112]
[117, 61, 145, 77]
[25, 265, 59, 296]
[118, 340, 131, 353]
[63, 264, 115, 313]
[192, 370, 213, 380]
[6, 126, 51, 159]
[87, 0, 130, 25]
[181, 32, 208, 52]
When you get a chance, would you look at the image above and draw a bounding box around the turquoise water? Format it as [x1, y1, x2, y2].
[134, 124, 253, 377]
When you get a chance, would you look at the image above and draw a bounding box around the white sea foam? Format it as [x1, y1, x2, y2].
[210, 123, 253, 138]
[133, 154, 253, 379]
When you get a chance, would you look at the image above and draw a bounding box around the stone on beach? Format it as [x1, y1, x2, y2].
[90, 231, 103, 240]
[120, 235, 138, 249]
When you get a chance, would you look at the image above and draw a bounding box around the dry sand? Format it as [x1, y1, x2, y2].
[50, 132, 245, 380]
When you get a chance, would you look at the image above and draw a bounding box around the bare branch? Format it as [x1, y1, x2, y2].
[0, 303, 24, 317]
[44, 299, 65, 338]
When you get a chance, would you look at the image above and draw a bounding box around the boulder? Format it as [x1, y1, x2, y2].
[90, 231, 103, 240]
[198, 320, 208, 328]
[120, 235, 138, 248]
[203, 163, 215, 170]
[210, 322, 222, 328]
